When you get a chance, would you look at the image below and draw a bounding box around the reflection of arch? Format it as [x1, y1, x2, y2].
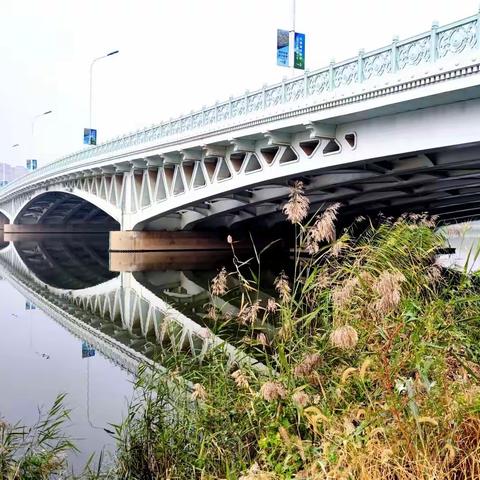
[12, 191, 120, 229]
[13, 236, 117, 290]
[0, 210, 10, 227]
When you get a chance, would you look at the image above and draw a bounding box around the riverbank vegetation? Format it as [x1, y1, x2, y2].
[2, 182, 480, 479]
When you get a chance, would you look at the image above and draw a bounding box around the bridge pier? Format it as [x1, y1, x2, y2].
[109, 231, 234, 252]
[4, 224, 113, 233]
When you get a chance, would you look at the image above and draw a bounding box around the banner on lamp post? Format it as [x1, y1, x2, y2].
[276, 29, 290, 67]
[26, 159, 37, 171]
[294, 32, 305, 69]
[83, 128, 97, 146]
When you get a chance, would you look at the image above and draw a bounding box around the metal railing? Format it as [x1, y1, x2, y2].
[2, 10, 479, 198]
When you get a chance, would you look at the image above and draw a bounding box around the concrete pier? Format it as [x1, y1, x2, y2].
[110, 231, 235, 252]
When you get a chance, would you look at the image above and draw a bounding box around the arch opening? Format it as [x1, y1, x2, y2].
[14, 192, 120, 231]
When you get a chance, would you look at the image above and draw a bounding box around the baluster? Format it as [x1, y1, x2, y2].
[357, 49, 365, 83]
[476, 6, 480, 48]
[391, 36, 399, 73]
[431, 21, 439, 62]
[329, 59, 335, 90]
[304, 70, 309, 97]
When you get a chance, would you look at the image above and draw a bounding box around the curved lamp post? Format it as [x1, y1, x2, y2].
[2, 143, 20, 187]
[89, 50, 119, 135]
[31, 110, 52, 168]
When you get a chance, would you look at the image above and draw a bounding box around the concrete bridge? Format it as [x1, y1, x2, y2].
[0, 239, 247, 372]
[2, 11, 480, 244]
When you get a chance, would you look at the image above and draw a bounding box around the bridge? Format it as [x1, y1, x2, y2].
[2, 11, 480, 245]
[0, 238, 250, 373]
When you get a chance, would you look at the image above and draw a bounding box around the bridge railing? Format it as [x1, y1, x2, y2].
[1, 11, 480, 198]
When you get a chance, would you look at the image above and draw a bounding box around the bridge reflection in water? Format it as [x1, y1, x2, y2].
[0, 234, 243, 373]
[0, 233, 251, 470]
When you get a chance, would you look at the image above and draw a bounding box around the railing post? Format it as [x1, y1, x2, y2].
[430, 21, 439, 63]
[214, 101, 218, 123]
[391, 36, 399, 73]
[329, 59, 335, 90]
[228, 96, 233, 118]
[281, 77, 287, 103]
[476, 5, 480, 48]
[262, 84, 267, 109]
[357, 49, 365, 83]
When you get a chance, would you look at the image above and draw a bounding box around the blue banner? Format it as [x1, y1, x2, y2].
[83, 128, 97, 146]
[277, 29, 289, 67]
[26, 159, 37, 171]
[294, 32, 305, 69]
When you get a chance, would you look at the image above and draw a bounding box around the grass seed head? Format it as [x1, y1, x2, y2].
[274, 271, 291, 303]
[260, 381, 287, 401]
[191, 383, 208, 401]
[292, 391, 310, 408]
[294, 353, 322, 378]
[231, 370, 250, 390]
[373, 271, 406, 315]
[330, 325, 359, 350]
[283, 180, 310, 224]
[211, 266, 228, 296]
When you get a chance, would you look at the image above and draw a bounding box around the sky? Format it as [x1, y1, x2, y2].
[0, 0, 479, 168]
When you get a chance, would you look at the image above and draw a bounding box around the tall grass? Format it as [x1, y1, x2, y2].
[111, 197, 480, 478]
[0, 394, 75, 479]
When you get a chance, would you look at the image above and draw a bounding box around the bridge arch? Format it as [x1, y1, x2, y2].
[12, 190, 120, 230]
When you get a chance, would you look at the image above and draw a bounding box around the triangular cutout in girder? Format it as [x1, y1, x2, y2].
[260, 146, 279, 164]
[173, 166, 185, 195]
[323, 139, 341, 155]
[193, 162, 206, 188]
[163, 166, 175, 192]
[279, 146, 298, 164]
[155, 169, 167, 201]
[182, 162, 194, 189]
[216, 158, 232, 181]
[230, 152, 246, 172]
[140, 171, 152, 208]
[299, 139, 320, 156]
[204, 158, 218, 182]
[245, 153, 262, 173]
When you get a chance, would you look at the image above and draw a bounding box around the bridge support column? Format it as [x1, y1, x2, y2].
[109, 231, 233, 252]
[4, 224, 113, 233]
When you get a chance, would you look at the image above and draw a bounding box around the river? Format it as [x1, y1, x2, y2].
[0, 233, 235, 472]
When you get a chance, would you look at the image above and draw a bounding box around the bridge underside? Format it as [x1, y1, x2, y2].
[13, 192, 119, 231]
[170, 142, 480, 233]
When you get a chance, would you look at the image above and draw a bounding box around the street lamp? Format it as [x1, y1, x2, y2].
[30, 110, 52, 170]
[2, 143, 19, 187]
[89, 50, 119, 136]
